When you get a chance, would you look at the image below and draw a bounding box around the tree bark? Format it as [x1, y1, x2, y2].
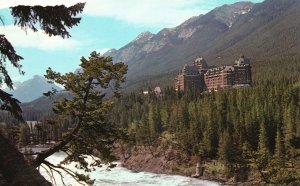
[0, 134, 51, 186]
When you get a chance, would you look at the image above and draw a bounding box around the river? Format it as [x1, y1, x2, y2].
[39, 152, 220, 186]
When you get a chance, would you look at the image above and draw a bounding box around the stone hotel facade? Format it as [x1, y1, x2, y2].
[175, 55, 252, 93]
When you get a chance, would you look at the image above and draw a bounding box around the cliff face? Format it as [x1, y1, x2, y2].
[114, 142, 260, 185]
[114, 143, 194, 175]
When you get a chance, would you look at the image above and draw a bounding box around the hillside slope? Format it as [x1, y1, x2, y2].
[104, 0, 300, 90]
[5, 75, 62, 103]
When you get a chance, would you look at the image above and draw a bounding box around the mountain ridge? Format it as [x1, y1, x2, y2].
[103, 0, 300, 90]
[5, 75, 62, 103]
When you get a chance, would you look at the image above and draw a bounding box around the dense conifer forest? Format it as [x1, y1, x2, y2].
[109, 57, 300, 184]
[1, 57, 300, 184]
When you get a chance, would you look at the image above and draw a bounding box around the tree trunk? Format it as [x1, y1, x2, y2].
[0, 134, 51, 186]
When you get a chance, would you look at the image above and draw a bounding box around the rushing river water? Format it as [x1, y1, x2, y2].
[39, 152, 220, 186]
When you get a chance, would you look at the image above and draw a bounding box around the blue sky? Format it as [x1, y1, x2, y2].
[0, 0, 263, 83]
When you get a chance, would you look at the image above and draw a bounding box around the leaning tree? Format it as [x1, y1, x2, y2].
[0, 3, 86, 185]
[36, 52, 127, 184]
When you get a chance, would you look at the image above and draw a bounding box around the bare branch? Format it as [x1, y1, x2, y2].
[41, 164, 57, 186]
[42, 160, 86, 186]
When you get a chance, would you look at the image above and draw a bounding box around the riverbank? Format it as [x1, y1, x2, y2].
[113, 143, 261, 186]
[22, 143, 260, 185]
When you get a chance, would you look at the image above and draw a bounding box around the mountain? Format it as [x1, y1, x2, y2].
[6, 75, 63, 103]
[20, 91, 71, 114]
[207, 0, 300, 61]
[104, 0, 300, 90]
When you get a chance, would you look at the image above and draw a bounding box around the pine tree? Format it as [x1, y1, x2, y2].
[258, 121, 269, 153]
[0, 3, 85, 120]
[202, 120, 218, 158]
[0, 3, 85, 185]
[218, 131, 233, 165]
[148, 103, 156, 139]
[256, 121, 272, 183]
[274, 124, 285, 165]
[31, 52, 127, 184]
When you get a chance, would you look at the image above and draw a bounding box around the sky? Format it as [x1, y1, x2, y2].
[0, 0, 263, 83]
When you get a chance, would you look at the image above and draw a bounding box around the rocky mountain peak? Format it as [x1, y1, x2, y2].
[209, 1, 254, 28]
[178, 15, 202, 28]
[107, 48, 117, 53]
[101, 0, 300, 91]
[102, 48, 117, 57]
[6, 75, 62, 103]
[133, 31, 154, 43]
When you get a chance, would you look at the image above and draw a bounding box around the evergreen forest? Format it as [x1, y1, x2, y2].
[1, 56, 300, 184]
[109, 57, 300, 184]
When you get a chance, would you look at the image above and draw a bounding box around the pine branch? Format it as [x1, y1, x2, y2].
[10, 3, 85, 38]
[0, 35, 24, 89]
[32, 77, 93, 167]
[0, 89, 23, 121]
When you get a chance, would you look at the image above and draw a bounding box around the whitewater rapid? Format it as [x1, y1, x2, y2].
[39, 152, 220, 186]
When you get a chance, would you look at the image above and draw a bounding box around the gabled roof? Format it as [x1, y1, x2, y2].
[182, 65, 200, 76]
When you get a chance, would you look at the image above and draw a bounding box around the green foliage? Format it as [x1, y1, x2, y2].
[0, 3, 87, 185]
[274, 124, 285, 165]
[0, 3, 85, 121]
[29, 52, 127, 184]
[45, 52, 127, 157]
[109, 57, 300, 184]
[11, 3, 85, 38]
[218, 131, 233, 165]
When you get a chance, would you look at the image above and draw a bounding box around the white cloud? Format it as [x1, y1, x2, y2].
[84, 0, 206, 28]
[0, 25, 81, 51]
[1, 0, 208, 28]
